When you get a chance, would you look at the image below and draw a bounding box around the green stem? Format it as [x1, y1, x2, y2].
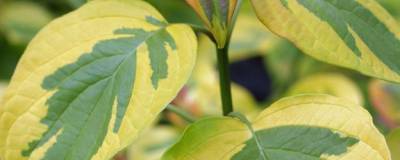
[217, 45, 234, 116]
[215, 0, 242, 116]
[166, 104, 196, 123]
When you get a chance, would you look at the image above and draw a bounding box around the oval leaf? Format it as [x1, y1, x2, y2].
[0, 0, 197, 160]
[251, 0, 400, 83]
[163, 94, 390, 160]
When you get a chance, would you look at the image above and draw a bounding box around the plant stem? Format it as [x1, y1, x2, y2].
[166, 104, 196, 123]
[216, 0, 242, 116]
[217, 45, 234, 116]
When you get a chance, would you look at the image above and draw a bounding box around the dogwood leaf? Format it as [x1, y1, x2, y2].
[163, 94, 390, 160]
[0, 0, 197, 160]
[251, 0, 400, 83]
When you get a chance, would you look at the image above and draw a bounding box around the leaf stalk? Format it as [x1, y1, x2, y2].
[166, 104, 196, 123]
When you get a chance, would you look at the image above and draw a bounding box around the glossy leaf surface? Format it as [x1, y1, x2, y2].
[251, 0, 400, 83]
[163, 95, 390, 160]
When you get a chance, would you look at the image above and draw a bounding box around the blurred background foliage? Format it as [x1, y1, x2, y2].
[0, 0, 399, 159]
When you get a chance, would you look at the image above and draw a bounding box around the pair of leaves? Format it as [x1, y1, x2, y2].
[1, 0, 398, 160]
[0, 0, 196, 160]
[163, 94, 390, 160]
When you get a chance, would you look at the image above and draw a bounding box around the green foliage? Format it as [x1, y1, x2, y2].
[0, 0, 399, 160]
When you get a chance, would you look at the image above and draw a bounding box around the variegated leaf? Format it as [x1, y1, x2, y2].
[0, 0, 197, 160]
[163, 94, 390, 160]
[251, 0, 400, 83]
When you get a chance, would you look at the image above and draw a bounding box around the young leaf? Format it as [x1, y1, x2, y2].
[251, 0, 400, 83]
[163, 94, 390, 160]
[185, 0, 238, 48]
[0, 0, 197, 160]
[287, 73, 363, 105]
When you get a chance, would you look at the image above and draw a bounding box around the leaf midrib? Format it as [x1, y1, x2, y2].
[28, 24, 170, 156]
